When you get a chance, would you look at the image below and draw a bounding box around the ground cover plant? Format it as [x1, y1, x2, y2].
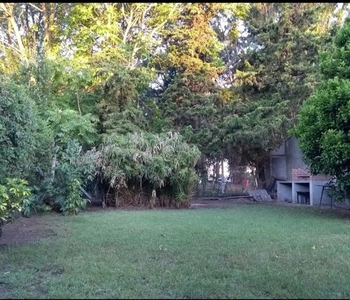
[1, 203, 350, 299]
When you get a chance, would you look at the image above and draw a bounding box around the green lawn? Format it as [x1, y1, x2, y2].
[1, 204, 350, 299]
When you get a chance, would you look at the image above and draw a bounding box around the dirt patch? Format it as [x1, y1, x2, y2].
[0, 213, 62, 247]
[323, 206, 350, 219]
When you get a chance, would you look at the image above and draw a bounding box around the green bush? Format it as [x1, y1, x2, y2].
[22, 193, 52, 218]
[0, 77, 39, 181]
[98, 131, 200, 207]
[0, 178, 31, 222]
[52, 140, 97, 213]
[60, 179, 89, 215]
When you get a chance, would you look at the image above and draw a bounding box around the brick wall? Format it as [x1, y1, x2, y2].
[291, 168, 331, 181]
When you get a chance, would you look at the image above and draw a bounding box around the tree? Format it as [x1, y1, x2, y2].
[150, 3, 249, 183]
[293, 17, 350, 201]
[0, 3, 69, 72]
[222, 3, 337, 187]
[1, 3, 348, 214]
[158, 73, 225, 182]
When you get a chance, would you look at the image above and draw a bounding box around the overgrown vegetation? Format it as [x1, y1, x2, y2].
[0, 178, 31, 237]
[0, 3, 349, 222]
[96, 131, 200, 208]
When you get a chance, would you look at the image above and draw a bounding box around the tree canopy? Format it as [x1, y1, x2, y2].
[293, 17, 350, 200]
[0, 2, 348, 215]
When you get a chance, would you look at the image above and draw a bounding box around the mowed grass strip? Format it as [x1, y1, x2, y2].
[1, 204, 350, 299]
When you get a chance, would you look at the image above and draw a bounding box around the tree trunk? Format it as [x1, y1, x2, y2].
[79, 186, 94, 201]
[1, 3, 28, 64]
[221, 159, 225, 180]
[250, 166, 258, 189]
[214, 161, 220, 180]
[255, 156, 270, 189]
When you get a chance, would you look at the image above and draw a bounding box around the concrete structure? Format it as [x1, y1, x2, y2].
[277, 180, 332, 206]
[270, 137, 305, 181]
[271, 137, 333, 206]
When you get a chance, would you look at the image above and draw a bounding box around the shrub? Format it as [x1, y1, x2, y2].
[0, 178, 31, 223]
[60, 179, 89, 215]
[97, 131, 201, 207]
[52, 140, 97, 213]
[22, 193, 52, 218]
[0, 77, 39, 180]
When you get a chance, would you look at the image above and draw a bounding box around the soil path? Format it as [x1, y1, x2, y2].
[0, 213, 62, 247]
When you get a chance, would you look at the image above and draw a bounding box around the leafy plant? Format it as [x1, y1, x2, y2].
[0, 76, 39, 181]
[52, 139, 97, 213]
[60, 179, 89, 215]
[0, 178, 31, 222]
[22, 194, 52, 218]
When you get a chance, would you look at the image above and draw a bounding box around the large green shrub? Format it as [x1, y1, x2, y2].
[28, 108, 98, 214]
[0, 77, 39, 181]
[60, 179, 89, 215]
[97, 131, 201, 207]
[0, 178, 31, 238]
[51, 139, 97, 214]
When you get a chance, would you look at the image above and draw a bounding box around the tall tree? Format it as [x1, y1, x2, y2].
[0, 3, 69, 72]
[222, 3, 339, 187]
[151, 3, 249, 181]
[293, 18, 350, 201]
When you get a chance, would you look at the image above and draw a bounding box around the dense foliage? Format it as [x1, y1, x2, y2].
[0, 178, 31, 222]
[294, 18, 350, 201]
[97, 131, 200, 208]
[0, 178, 31, 237]
[0, 2, 348, 223]
[221, 3, 338, 187]
[0, 77, 39, 181]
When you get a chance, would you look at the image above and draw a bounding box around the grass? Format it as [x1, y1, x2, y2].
[1, 204, 350, 299]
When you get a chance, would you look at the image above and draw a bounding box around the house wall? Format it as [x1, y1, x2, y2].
[270, 137, 307, 181]
[270, 140, 287, 181]
[285, 137, 307, 180]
